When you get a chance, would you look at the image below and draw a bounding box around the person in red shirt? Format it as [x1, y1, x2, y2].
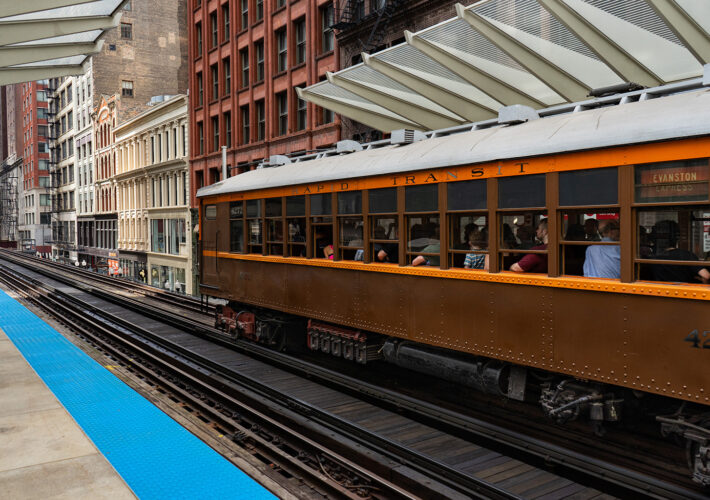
[510, 219, 548, 273]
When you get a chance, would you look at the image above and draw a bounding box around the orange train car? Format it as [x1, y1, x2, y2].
[198, 84, 710, 483]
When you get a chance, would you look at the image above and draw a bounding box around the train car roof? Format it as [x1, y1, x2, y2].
[197, 88, 710, 199]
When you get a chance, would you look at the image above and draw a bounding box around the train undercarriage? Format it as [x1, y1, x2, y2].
[214, 301, 710, 486]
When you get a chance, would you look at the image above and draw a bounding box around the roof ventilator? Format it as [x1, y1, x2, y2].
[336, 140, 363, 154]
[258, 155, 292, 169]
[498, 105, 539, 125]
[390, 129, 427, 146]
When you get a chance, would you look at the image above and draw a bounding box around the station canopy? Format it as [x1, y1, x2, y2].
[298, 0, 710, 132]
[0, 0, 127, 85]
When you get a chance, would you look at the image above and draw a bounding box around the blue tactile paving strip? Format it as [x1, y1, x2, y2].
[0, 289, 276, 500]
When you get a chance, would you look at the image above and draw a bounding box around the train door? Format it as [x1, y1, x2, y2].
[200, 202, 220, 286]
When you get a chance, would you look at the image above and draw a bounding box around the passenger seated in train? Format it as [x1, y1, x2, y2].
[583, 219, 620, 279]
[649, 220, 710, 284]
[563, 223, 586, 275]
[510, 219, 548, 273]
[464, 229, 489, 271]
[314, 228, 334, 259]
[373, 226, 398, 263]
[412, 224, 441, 267]
[584, 218, 601, 241]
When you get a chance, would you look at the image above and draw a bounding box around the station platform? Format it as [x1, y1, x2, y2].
[0, 288, 276, 499]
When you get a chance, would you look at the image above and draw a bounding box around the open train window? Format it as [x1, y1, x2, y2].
[369, 188, 398, 264]
[246, 199, 262, 253]
[498, 175, 546, 273]
[447, 180, 487, 270]
[406, 184, 439, 266]
[558, 168, 620, 278]
[286, 195, 305, 257]
[310, 193, 332, 258]
[337, 191, 363, 260]
[634, 159, 710, 284]
[229, 201, 244, 252]
[265, 197, 283, 255]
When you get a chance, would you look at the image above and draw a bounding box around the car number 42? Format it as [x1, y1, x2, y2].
[684, 329, 710, 348]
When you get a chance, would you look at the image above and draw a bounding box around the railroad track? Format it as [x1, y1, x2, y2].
[0, 249, 214, 318]
[0, 253, 705, 499]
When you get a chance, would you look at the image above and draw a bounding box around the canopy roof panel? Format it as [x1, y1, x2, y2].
[299, 0, 709, 132]
[0, 0, 126, 85]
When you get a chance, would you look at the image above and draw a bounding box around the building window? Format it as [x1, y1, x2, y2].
[211, 64, 219, 100]
[296, 91, 307, 131]
[195, 22, 202, 56]
[240, 105, 250, 144]
[121, 23, 132, 39]
[255, 40, 264, 82]
[224, 111, 232, 147]
[223, 58, 231, 95]
[240, 0, 248, 29]
[124, 0, 131, 10]
[295, 18, 306, 65]
[197, 72, 203, 105]
[240, 48, 249, 88]
[222, 4, 230, 41]
[197, 121, 204, 155]
[276, 29, 287, 72]
[277, 92, 287, 136]
[182, 125, 187, 156]
[210, 12, 218, 47]
[255, 0, 263, 21]
[322, 106, 334, 125]
[212, 116, 219, 151]
[122, 80, 133, 97]
[321, 3, 334, 53]
[276, 0, 286, 8]
[256, 100, 265, 141]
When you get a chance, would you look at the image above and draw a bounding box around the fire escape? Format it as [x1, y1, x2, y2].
[0, 157, 20, 245]
[333, 0, 407, 53]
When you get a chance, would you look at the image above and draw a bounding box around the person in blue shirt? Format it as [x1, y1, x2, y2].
[583, 219, 620, 279]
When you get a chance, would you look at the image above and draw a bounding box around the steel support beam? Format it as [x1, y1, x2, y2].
[327, 72, 465, 130]
[647, 0, 710, 64]
[296, 87, 418, 133]
[456, 3, 589, 101]
[0, 11, 121, 46]
[362, 52, 498, 122]
[0, 0, 96, 18]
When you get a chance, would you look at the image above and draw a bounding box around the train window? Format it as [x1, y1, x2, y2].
[204, 204, 217, 220]
[449, 214, 488, 269]
[265, 197, 282, 217]
[338, 191, 361, 214]
[246, 199, 262, 253]
[310, 193, 332, 217]
[448, 179, 486, 211]
[405, 184, 438, 213]
[229, 201, 244, 252]
[265, 198, 283, 255]
[635, 207, 710, 284]
[369, 187, 397, 214]
[560, 211, 620, 278]
[286, 196, 305, 256]
[499, 212, 548, 273]
[246, 199, 261, 217]
[338, 191, 363, 260]
[287, 217, 306, 257]
[370, 216, 398, 263]
[635, 159, 709, 204]
[407, 215, 440, 265]
[559, 167, 618, 206]
[498, 175, 545, 209]
[286, 195, 305, 216]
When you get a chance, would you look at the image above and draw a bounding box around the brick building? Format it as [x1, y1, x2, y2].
[18, 80, 52, 253]
[188, 0, 340, 205]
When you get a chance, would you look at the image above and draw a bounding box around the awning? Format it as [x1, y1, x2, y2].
[298, 0, 710, 132]
[0, 0, 127, 85]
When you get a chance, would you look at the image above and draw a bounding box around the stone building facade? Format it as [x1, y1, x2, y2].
[113, 95, 192, 294]
[188, 0, 340, 205]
